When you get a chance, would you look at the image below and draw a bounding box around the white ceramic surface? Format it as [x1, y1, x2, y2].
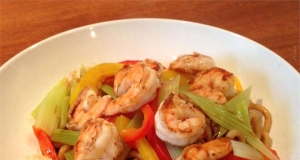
[0, 19, 299, 160]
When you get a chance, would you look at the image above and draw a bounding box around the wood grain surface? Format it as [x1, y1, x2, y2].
[1, 1, 299, 72]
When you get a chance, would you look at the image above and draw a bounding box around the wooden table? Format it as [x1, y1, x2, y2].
[1, 1, 299, 72]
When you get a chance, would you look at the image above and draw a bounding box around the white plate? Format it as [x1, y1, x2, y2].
[0, 18, 299, 160]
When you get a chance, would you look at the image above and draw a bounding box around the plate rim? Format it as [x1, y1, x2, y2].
[1, 18, 299, 75]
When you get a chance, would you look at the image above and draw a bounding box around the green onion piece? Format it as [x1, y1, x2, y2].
[50, 129, 79, 146]
[31, 78, 68, 118]
[158, 75, 180, 105]
[165, 143, 183, 160]
[181, 91, 279, 160]
[179, 85, 189, 92]
[216, 126, 228, 138]
[80, 64, 86, 78]
[226, 86, 251, 114]
[114, 115, 132, 160]
[59, 96, 70, 129]
[34, 78, 70, 135]
[236, 101, 251, 129]
[64, 150, 74, 160]
[101, 84, 117, 99]
[70, 78, 78, 96]
[231, 140, 264, 160]
[126, 110, 143, 128]
[215, 87, 252, 137]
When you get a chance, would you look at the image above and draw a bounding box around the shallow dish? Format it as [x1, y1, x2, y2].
[0, 18, 299, 159]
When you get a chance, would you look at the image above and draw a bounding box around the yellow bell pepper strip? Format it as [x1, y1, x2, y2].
[161, 69, 192, 86]
[234, 76, 243, 93]
[136, 138, 159, 160]
[102, 60, 141, 86]
[121, 104, 154, 142]
[69, 63, 123, 106]
[32, 126, 58, 160]
[114, 115, 132, 160]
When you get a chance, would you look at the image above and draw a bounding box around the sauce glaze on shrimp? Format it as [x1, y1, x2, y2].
[103, 59, 161, 116]
[66, 87, 111, 131]
[155, 94, 206, 147]
[74, 118, 123, 160]
[189, 67, 236, 104]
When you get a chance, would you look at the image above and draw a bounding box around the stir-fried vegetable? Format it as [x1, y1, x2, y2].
[115, 105, 159, 160]
[231, 140, 264, 160]
[121, 104, 154, 142]
[217, 87, 252, 138]
[161, 70, 191, 86]
[59, 96, 70, 129]
[32, 126, 58, 160]
[64, 150, 74, 160]
[31, 57, 279, 160]
[234, 76, 243, 93]
[33, 78, 70, 135]
[69, 63, 123, 106]
[136, 138, 159, 160]
[114, 115, 132, 160]
[50, 129, 79, 146]
[100, 84, 117, 99]
[158, 75, 180, 104]
[147, 126, 172, 160]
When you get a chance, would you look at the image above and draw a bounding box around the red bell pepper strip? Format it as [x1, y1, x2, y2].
[148, 89, 160, 113]
[220, 152, 247, 160]
[121, 104, 154, 142]
[103, 76, 115, 86]
[147, 126, 172, 160]
[32, 126, 58, 160]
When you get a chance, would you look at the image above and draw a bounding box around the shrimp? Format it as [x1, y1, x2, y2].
[176, 137, 232, 160]
[103, 60, 161, 116]
[74, 118, 123, 160]
[189, 67, 236, 104]
[154, 94, 206, 147]
[66, 87, 111, 131]
[169, 52, 216, 75]
[144, 58, 164, 78]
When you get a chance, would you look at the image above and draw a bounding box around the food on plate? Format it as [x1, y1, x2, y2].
[30, 52, 279, 160]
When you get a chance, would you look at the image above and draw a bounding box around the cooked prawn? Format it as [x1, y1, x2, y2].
[144, 58, 164, 78]
[154, 94, 206, 147]
[189, 67, 236, 104]
[169, 52, 215, 75]
[74, 118, 123, 160]
[103, 60, 161, 116]
[176, 137, 232, 160]
[66, 87, 111, 131]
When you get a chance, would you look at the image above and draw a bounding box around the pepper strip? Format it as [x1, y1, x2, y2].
[234, 76, 243, 93]
[69, 63, 123, 106]
[136, 138, 159, 160]
[32, 126, 58, 160]
[147, 126, 172, 160]
[121, 104, 154, 142]
[161, 69, 192, 86]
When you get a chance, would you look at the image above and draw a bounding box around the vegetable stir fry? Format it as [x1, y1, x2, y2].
[31, 52, 279, 160]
